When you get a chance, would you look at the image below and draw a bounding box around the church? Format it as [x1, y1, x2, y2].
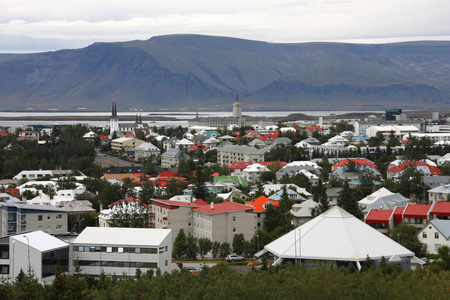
[188, 95, 273, 128]
[109, 101, 149, 137]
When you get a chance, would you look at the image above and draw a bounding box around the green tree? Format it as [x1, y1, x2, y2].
[259, 171, 276, 183]
[219, 242, 231, 258]
[185, 234, 198, 260]
[198, 238, 213, 261]
[232, 233, 245, 256]
[173, 229, 187, 259]
[109, 200, 149, 228]
[314, 179, 330, 215]
[211, 241, 220, 259]
[337, 182, 362, 219]
[390, 224, 426, 257]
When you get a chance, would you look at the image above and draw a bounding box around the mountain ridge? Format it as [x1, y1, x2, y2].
[1, 34, 449, 110]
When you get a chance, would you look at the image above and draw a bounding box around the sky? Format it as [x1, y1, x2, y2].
[1, 0, 450, 53]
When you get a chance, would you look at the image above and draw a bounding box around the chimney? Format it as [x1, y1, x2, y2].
[210, 202, 214, 210]
[187, 195, 192, 204]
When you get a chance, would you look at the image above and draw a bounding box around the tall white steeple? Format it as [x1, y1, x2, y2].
[233, 93, 242, 118]
[110, 100, 120, 134]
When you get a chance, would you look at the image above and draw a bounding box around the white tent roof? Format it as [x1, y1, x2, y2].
[264, 206, 414, 262]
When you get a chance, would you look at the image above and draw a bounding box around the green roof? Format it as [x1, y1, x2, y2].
[214, 176, 248, 187]
[326, 187, 343, 197]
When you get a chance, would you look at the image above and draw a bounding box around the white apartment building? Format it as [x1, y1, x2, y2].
[217, 145, 265, 166]
[70, 227, 172, 276]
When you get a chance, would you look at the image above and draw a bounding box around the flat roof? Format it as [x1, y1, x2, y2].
[73, 227, 171, 246]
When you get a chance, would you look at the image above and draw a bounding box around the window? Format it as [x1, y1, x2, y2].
[435, 244, 442, 251]
[233, 227, 236, 233]
[56, 225, 62, 230]
[47, 215, 51, 220]
[165, 260, 168, 266]
[435, 232, 439, 239]
[56, 214, 62, 219]
[233, 216, 236, 222]
[422, 232, 427, 239]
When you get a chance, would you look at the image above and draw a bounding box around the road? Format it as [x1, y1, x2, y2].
[94, 150, 141, 168]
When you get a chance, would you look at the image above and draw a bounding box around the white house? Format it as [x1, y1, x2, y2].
[70, 227, 173, 276]
[417, 219, 450, 254]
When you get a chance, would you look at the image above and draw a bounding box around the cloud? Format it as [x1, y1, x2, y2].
[1, 0, 450, 52]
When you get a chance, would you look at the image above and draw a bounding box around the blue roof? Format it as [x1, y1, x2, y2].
[205, 131, 221, 138]
[352, 134, 370, 140]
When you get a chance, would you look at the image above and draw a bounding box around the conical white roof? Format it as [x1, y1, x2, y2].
[264, 206, 414, 262]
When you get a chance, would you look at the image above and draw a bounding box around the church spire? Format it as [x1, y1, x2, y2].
[236, 93, 239, 103]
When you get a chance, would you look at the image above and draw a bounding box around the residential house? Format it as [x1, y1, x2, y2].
[268, 188, 306, 203]
[262, 184, 312, 201]
[242, 163, 269, 183]
[161, 149, 187, 169]
[417, 219, 450, 254]
[401, 204, 432, 229]
[70, 227, 173, 276]
[290, 199, 318, 226]
[245, 196, 279, 230]
[364, 209, 394, 235]
[387, 160, 441, 180]
[326, 187, 343, 207]
[135, 142, 160, 161]
[428, 184, 450, 202]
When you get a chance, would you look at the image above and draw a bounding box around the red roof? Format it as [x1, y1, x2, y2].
[193, 201, 253, 215]
[151, 198, 208, 208]
[387, 161, 441, 175]
[246, 196, 279, 213]
[99, 134, 109, 141]
[365, 209, 393, 224]
[393, 206, 405, 223]
[189, 143, 209, 150]
[403, 204, 431, 219]
[259, 134, 276, 141]
[332, 158, 377, 172]
[109, 196, 148, 208]
[124, 132, 137, 139]
[306, 126, 323, 132]
[430, 202, 450, 217]
[157, 171, 179, 178]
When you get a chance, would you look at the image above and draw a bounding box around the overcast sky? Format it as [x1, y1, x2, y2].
[1, 0, 450, 53]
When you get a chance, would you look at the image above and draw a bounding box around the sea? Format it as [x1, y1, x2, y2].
[0, 110, 384, 128]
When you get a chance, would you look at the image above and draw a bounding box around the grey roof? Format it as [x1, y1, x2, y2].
[1, 202, 69, 212]
[135, 142, 159, 151]
[430, 219, 450, 239]
[218, 145, 265, 155]
[362, 193, 410, 213]
[162, 148, 186, 158]
[423, 176, 450, 185]
[0, 193, 21, 203]
[268, 188, 306, 201]
[428, 184, 450, 194]
[277, 165, 321, 177]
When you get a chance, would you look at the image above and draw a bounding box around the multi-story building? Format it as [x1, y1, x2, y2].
[134, 142, 160, 161]
[110, 137, 144, 152]
[0, 231, 69, 284]
[151, 199, 256, 244]
[160, 149, 187, 169]
[70, 227, 172, 276]
[217, 145, 265, 166]
[0, 202, 68, 236]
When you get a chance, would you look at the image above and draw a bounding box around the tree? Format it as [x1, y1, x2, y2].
[198, 238, 213, 261]
[232, 233, 245, 256]
[173, 229, 187, 259]
[109, 200, 149, 228]
[337, 182, 362, 219]
[390, 224, 426, 257]
[259, 171, 276, 183]
[185, 234, 198, 260]
[314, 179, 330, 215]
[219, 242, 231, 258]
[211, 241, 220, 259]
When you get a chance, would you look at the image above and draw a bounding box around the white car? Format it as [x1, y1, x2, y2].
[226, 254, 245, 262]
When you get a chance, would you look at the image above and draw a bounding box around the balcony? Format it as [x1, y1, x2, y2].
[149, 212, 155, 216]
[163, 217, 168, 221]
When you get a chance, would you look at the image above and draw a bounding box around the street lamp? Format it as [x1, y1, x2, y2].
[23, 235, 31, 272]
[256, 235, 260, 254]
[397, 234, 400, 244]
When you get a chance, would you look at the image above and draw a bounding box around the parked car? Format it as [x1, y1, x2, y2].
[226, 254, 245, 262]
[174, 261, 183, 268]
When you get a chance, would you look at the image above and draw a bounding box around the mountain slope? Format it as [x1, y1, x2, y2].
[1, 35, 450, 110]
